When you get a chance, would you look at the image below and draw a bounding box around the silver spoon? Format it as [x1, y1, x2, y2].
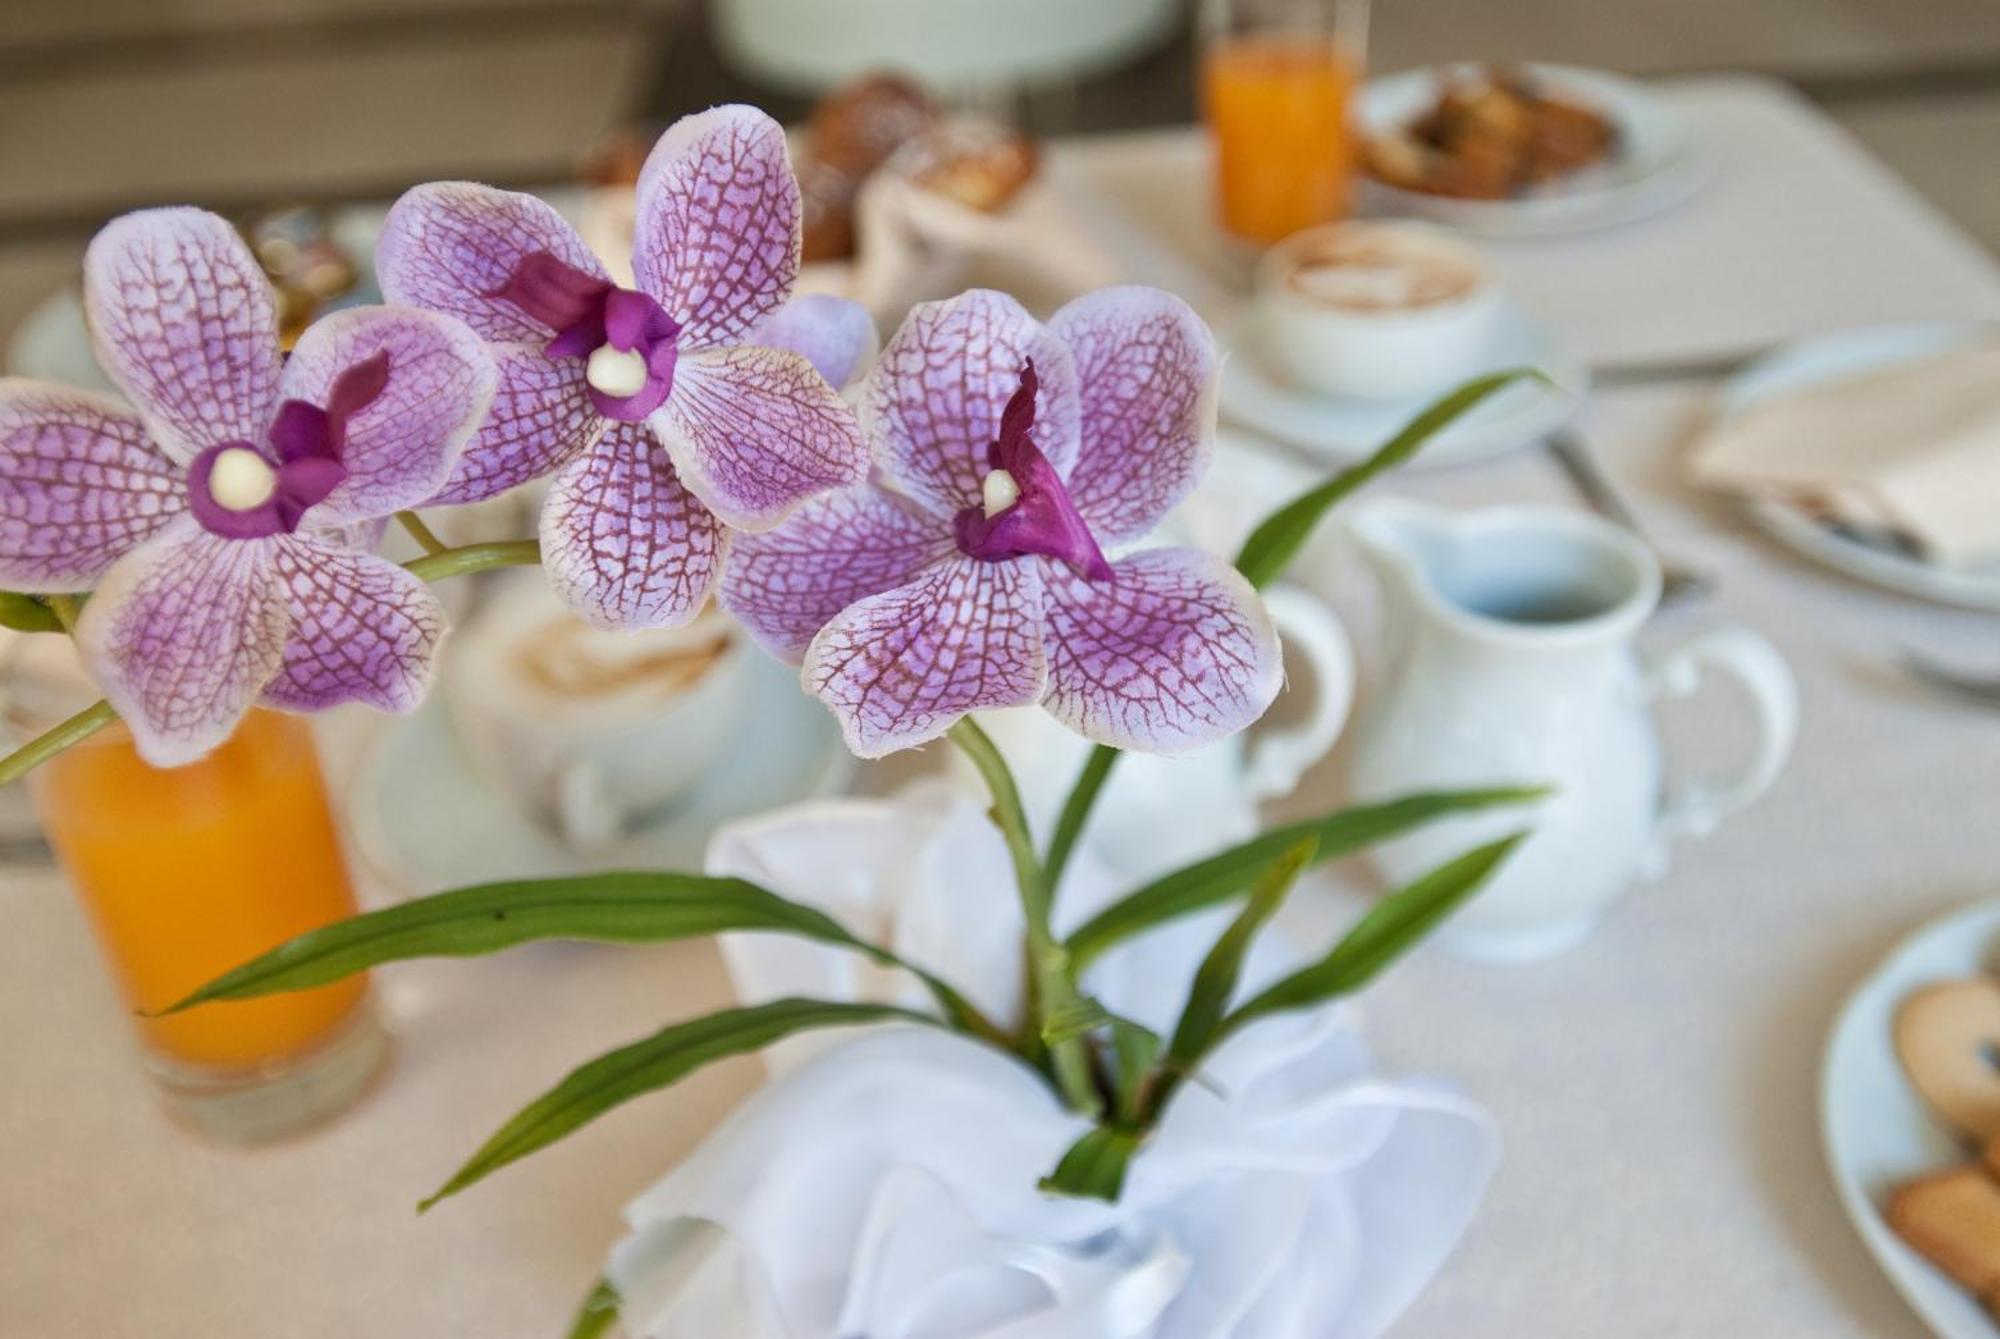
[1902, 648, 2000, 707]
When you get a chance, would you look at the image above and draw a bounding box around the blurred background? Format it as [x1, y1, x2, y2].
[1, 0, 1996, 351]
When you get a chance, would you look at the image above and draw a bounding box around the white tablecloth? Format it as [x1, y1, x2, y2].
[5, 74, 2000, 1339]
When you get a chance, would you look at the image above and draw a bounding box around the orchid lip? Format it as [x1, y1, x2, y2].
[490, 250, 682, 423]
[187, 351, 384, 540]
[952, 361, 1113, 581]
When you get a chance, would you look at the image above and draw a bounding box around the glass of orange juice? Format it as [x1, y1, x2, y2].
[1201, 0, 1369, 247]
[5, 637, 387, 1144]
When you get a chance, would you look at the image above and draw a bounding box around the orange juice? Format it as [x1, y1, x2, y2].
[1203, 34, 1360, 245]
[33, 709, 367, 1069]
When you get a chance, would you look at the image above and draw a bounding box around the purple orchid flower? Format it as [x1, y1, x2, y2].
[375, 105, 867, 631]
[0, 208, 495, 766]
[721, 287, 1282, 757]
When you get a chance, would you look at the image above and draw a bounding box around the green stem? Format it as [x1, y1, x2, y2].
[0, 699, 116, 787]
[1043, 744, 1120, 898]
[402, 540, 541, 584]
[45, 593, 83, 634]
[395, 510, 450, 557]
[947, 718, 1103, 1118]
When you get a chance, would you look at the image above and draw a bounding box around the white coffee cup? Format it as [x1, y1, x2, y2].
[444, 576, 748, 850]
[1255, 221, 1503, 402]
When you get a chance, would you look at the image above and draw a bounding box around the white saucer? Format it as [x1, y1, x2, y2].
[1822, 900, 2000, 1339]
[1713, 324, 2000, 611]
[347, 646, 853, 898]
[1217, 300, 1588, 468]
[1358, 63, 1708, 238]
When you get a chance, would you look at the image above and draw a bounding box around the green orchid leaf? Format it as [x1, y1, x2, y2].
[1224, 834, 1526, 1036]
[1065, 787, 1544, 969]
[158, 871, 997, 1041]
[1110, 1019, 1161, 1125]
[421, 998, 930, 1212]
[1040, 1124, 1143, 1202]
[1165, 837, 1317, 1068]
[1041, 994, 1112, 1047]
[1233, 369, 1542, 590]
[566, 1277, 619, 1339]
[0, 592, 63, 634]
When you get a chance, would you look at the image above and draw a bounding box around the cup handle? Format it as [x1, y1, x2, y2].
[1643, 627, 1798, 866]
[1242, 584, 1355, 803]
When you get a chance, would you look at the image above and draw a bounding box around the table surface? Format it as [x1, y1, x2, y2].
[6, 74, 2000, 1339]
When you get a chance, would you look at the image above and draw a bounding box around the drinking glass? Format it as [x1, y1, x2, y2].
[1200, 0, 1369, 246]
[7, 642, 387, 1143]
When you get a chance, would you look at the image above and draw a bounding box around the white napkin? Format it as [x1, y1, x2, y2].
[847, 173, 1125, 326]
[1691, 343, 2000, 566]
[605, 782, 1498, 1339]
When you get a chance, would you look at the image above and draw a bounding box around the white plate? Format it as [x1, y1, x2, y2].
[1713, 323, 2000, 611]
[348, 646, 853, 898]
[1358, 63, 1708, 238]
[1823, 900, 2000, 1339]
[1218, 299, 1588, 468]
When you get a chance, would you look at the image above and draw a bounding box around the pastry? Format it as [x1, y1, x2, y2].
[1889, 1165, 2000, 1294]
[1896, 978, 2000, 1141]
[889, 116, 1039, 214]
[1365, 66, 1619, 201]
[808, 73, 935, 178]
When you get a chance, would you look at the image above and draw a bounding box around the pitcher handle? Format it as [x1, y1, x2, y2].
[1243, 585, 1355, 803]
[1643, 627, 1798, 866]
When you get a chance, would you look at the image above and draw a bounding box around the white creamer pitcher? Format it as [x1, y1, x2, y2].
[1344, 499, 1797, 961]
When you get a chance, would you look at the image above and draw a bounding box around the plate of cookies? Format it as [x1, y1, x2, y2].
[1823, 900, 2000, 1336]
[1359, 63, 1707, 238]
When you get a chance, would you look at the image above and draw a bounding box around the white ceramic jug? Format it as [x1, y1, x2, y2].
[953, 584, 1355, 885]
[1344, 499, 1797, 961]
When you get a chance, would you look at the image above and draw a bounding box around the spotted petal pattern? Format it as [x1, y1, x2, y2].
[262, 537, 446, 712]
[76, 517, 289, 767]
[540, 420, 728, 630]
[803, 557, 1047, 757]
[0, 380, 182, 589]
[279, 306, 494, 521]
[720, 485, 955, 661]
[752, 294, 878, 391]
[376, 182, 609, 344]
[1051, 287, 1219, 546]
[633, 105, 798, 349]
[429, 342, 603, 505]
[860, 291, 1080, 519]
[83, 208, 281, 461]
[655, 345, 867, 532]
[1038, 547, 1281, 753]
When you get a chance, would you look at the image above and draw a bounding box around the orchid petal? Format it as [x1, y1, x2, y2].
[0, 379, 183, 589]
[429, 342, 604, 505]
[860, 290, 1080, 520]
[803, 555, 1046, 758]
[654, 345, 866, 532]
[280, 306, 496, 522]
[83, 208, 281, 461]
[633, 105, 799, 348]
[719, 484, 955, 662]
[750, 294, 878, 391]
[1039, 547, 1281, 754]
[377, 182, 608, 343]
[75, 516, 289, 767]
[539, 420, 728, 630]
[1050, 287, 1220, 546]
[262, 536, 445, 713]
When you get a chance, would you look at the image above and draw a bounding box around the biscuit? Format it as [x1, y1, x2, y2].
[1896, 978, 2000, 1141]
[1889, 1165, 2000, 1294]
